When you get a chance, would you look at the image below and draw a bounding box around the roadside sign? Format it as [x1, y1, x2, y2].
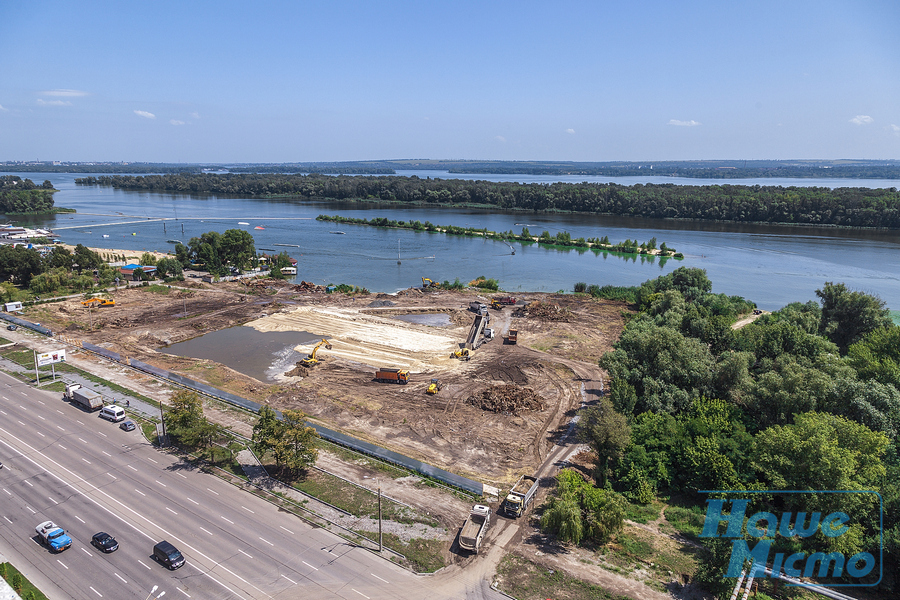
[37, 350, 66, 367]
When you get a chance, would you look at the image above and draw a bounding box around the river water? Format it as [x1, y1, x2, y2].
[6, 172, 900, 312]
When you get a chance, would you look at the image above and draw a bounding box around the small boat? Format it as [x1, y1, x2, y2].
[273, 243, 299, 247]
[238, 222, 249, 225]
[254, 226, 265, 230]
[329, 231, 346, 235]
[102, 234, 110, 238]
[166, 239, 182, 244]
[280, 267, 297, 275]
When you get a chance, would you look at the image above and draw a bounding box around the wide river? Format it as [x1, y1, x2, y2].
[7, 171, 900, 312]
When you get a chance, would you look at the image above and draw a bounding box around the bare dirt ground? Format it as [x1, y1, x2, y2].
[34, 279, 627, 489]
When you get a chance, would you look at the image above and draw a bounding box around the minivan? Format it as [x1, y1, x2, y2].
[153, 540, 185, 569]
[100, 405, 126, 422]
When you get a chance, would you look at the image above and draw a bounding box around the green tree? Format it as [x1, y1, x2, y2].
[220, 228, 256, 271]
[73, 244, 102, 273]
[816, 282, 892, 353]
[166, 390, 205, 446]
[576, 399, 631, 487]
[279, 409, 319, 473]
[251, 405, 281, 457]
[0, 245, 42, 286]
[848, 326, 900, 390]
[139, 252, 158, 266]
[44, 246, 74, 270]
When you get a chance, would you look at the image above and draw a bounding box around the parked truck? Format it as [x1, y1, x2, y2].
[507, 329, 518, 345]
[64, 383, 103, 411]
[501, 475, 537, 518]
[490, 296, 517, 309]
[469, 302, 487, 314]
[375, 368, 410, 384]
[459, 504, 491, 554]
[35, 521, 72, 552]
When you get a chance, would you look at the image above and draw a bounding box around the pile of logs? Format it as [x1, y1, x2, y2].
[467, 384, 545, 415]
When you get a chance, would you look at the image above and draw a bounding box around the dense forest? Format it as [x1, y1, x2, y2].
[77, 173, 900, 228]
[0, 176, 56, 213]
[560, 269, 899, 594]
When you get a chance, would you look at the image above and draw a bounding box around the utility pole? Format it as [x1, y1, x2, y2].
[378, 485, 383, 552]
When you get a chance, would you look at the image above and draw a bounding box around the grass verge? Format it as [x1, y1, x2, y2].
[0, 562, 50, 600]
[496, 554, 630, 600]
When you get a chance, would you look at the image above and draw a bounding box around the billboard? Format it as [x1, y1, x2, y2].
[37, 350, 66, 367]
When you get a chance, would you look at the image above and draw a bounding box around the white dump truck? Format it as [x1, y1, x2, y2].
[501, 475, 537, 518]
[459, 504, 491, 554]
[64, 383, 103, 411]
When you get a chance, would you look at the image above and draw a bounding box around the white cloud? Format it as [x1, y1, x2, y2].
[565, 128, 575, 134]
[850, 115, 873, 125]
[668, 119, 701, 127]
[494, 135, 507, 143]
[889, 124, 900, 136]
[134, 110, 156, 119]
[40, 89, 89, 97]
[170, 119, 185, 125]
[37, 99, 72, 106]
[0, 104, 7, 112]
[189, 111, 200, 119]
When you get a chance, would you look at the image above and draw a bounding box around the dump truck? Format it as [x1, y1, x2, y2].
[375, 368, 409, 384]
[507, 329, 518, 345]
[490, 296, 517, 309]
[64, 383, 103, 411]
[501, 475, 537, 518]
[35, 521, 72, 553]
[426, 378, 443, 394]
[81, 298, 115, 307]
[459, 504, 491, 554]
[469, 302, 487, 313]
[300, 339, 332, 368]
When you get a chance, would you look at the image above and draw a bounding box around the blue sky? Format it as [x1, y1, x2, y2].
[1, 1, 898, 163]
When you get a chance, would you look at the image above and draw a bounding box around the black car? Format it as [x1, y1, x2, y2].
[6, 324, 16, 331]
[120, 420, 136, 431]
[91, 532, 118, 553]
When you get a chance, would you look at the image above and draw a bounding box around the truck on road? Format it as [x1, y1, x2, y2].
[64, 383, 103, 411]
[375, 368, 410, 384]
[35, 521, 72, 552]
[507, 329, 518, 345]
[459, 504, 491, 553]
[501, 475, 537, 518]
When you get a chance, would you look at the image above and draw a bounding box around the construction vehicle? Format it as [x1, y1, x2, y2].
[490, 296, 517, 309]
[469, 302, 488, 313]
[64, 383, 103, 411]
[501, 475, 538, 518]
[299, 338, 332, 368]
[451, 348, 471, 361]
[459, 505, 491, 554]
[81, 298, 115, 307]
[375, 368, 410, 384]
[426, 378, 443, 394]
[507, 329, 518, 345]
[421, 277, 440, 288]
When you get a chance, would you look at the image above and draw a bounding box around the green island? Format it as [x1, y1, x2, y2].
[77, 172, 900, 228]
[0, 176, 62, 214]
[315, 213, 684, 258]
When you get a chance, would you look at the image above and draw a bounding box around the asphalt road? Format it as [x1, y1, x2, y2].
[0, 371, 487, 600]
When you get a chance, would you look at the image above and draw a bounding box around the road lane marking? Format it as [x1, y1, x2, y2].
[198, 527, 213, 535]
[77, 420, 84, 425]
[24, 481, 33, 487]
[166, 507, 177, 514]
[38, 415, 46, 420]
[36, 432, 45, 438]
[82, 458, 92, 464]
[301, 561, 318, 570]
[371, 573, 389, 583]
[351, 589, 369, 599]
[97, 431, 107, 437]
[187, 497, 199, 505]
[56, 410, 64, 415]
[279, 526, 294, 534]
[2, 489, 8, 495]
[19, 405, 26, 409]
[75, 515, 85, 523]
[3, 516, 11, 523]
[240, 506, 254, 513]
[38, 400, 45, 405]
[177, 473, 187, 478]
[220, 516, 234, 524]
[207, 488, 219, 495]
[89, 586, 102, 597]
[58, 444, 67, 450]
[106, 473, 116, 479]
[156, 481, 167, 487]
[102, 451, 111, 456]
[0, 410, 5, 415]
[56, 426, 65, 431]
[238, 549, 253, 558]
[138, 560, 151, 570]
[78, 437, 87, 443]
[48, 496, 58, 504]
[178, 589, 191, 598]
[281, 574, 298, 585]
[259, 537, 274, 546]
[114, 573, 127, 583]
[134, 489, 146, 496]
[127, 465, 138, 471]
[17, 420, 24, 426]
[147, 458, 158, 464]
[57, 559, 68, 569]
[81, 547, 91, 556]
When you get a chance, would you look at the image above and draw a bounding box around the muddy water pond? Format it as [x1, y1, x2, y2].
[391, 313, 451, 326]
[160, 326, 324, 381]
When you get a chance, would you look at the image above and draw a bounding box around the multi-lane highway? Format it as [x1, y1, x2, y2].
[0, 371, 487, 600]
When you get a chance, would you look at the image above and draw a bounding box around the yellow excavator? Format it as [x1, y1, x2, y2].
[450, 348, 471, 361]
[81, 298, 115, 307]
[300, 339, 332, 368]
[422, 277, 440, 288]
[426, 378, 443, 394]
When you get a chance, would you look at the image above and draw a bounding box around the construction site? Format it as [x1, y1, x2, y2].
[26, 276, 629, 487]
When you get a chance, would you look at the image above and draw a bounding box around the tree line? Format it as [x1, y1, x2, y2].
[558, 268, 899, 593]
[78, 173, 900, 228]
[0, 176, 56, 213]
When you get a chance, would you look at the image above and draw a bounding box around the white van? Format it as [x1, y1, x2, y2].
[100, 405, 126, 422]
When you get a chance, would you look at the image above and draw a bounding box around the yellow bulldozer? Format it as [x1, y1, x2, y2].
[426, 378, 443, 394]
[81, 298, 116, 307]
[450, 348, 471, 361]
[300, 339, 332, 368]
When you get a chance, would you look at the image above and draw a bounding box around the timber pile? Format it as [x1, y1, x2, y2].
[522, 301, 573, 322]
[293, 281, 325, 292]
[283, 363, 310, 377]
[467, 384, 545, 415]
